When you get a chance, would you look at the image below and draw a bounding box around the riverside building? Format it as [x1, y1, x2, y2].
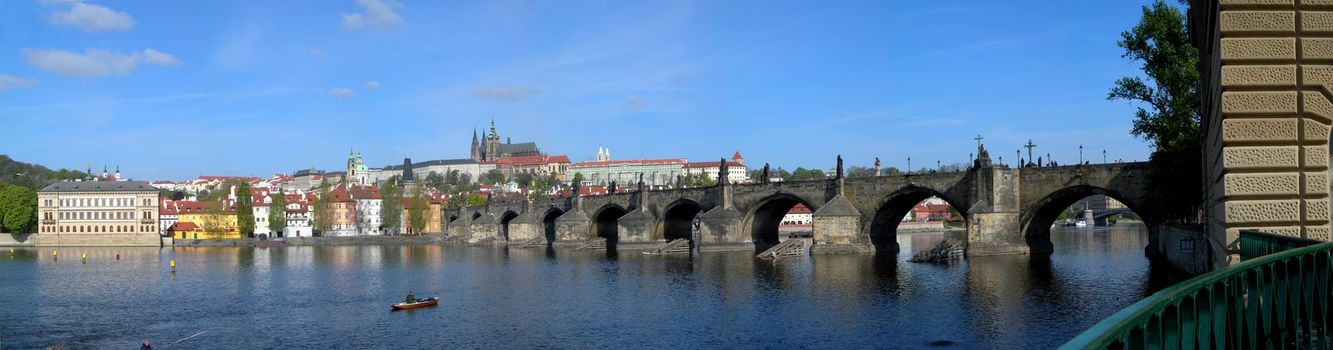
[36, 180, 162, 246]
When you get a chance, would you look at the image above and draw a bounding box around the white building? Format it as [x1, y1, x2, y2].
[159, 200, 179, 234]
[352, 185, 384, 235]
[684, 152, 749, 184]
[569, 147, 688, 188]
[284, 201, 313, 237]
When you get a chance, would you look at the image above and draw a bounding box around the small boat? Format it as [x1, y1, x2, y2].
[1074, 220, 1088, 227]
[391, 297, 439, 311]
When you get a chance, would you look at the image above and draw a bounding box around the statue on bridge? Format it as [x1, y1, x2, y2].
[609, 181, 617, 194]
[762, 163, 770, 183]
[718, 157, 729, 185]
[836, 155, 844, 179]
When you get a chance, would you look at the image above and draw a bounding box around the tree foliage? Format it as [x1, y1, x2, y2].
[235, 182, 255, 237]
[571, 172, 586, 187]
[1110, 0, 1201, 222]
[268, 190, 286, 236]
[381, 179, 404, 235]
[201, 187, 229, 238]
[0, 184, 37, 234]
[407, 186, 428, 235]
[313, 178, 333, 234]
[479, 169, 506, 185]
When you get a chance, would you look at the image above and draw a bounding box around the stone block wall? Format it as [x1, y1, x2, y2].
[1212, 0, 1333, 242]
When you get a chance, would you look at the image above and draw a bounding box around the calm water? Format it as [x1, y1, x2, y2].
[0, 225, 1171, 349]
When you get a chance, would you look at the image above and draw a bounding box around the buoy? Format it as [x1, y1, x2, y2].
[116, 254, 120, 260]
[82, 252, 87, 263]
[170, 259, 176, 272]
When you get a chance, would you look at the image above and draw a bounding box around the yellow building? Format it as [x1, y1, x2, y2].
[172, 201, 241, 239]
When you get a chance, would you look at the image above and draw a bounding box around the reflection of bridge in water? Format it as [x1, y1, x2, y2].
[446, 149, 1156, 257]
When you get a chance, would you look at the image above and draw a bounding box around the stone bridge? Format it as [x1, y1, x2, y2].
[446, 156, 1151, 256]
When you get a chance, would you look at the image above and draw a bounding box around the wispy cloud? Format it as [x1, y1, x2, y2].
[0, 75, 38, 91]
[471, 86, 536, 102]
[623, 96, 646, 112]
[365, 80, 380, 90]
[341, 0, 404, 31]
[330, 87, 357, 98]
[2, 92, 214, 112]
[47, 1, 135, 32]
[22, 48, 182, 78]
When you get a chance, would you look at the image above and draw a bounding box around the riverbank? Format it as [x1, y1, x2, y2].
[171, 234, 450, 247]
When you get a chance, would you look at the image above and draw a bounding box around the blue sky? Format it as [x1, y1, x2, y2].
[0, 0, 1160, 181]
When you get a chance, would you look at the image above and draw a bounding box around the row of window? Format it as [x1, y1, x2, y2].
[41, 225, 154, 233]
[50, 197, 153, 208]
[50, 210, 153, 221]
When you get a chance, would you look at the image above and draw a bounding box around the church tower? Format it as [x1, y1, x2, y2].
[483, 119, 501, 161]
[470, 128, 480, 161]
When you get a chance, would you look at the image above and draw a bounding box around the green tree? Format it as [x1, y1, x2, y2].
[425, 171, 446, 191]
[571, 172, 586, 187]
[465, 193, 487, 207]
[313, 178, 333, 234]
[381, 179, 404, 235]
[268, 190, 287, 236]
[1110, 0, 1201, 222]
[201, 188, 229, 238]
[445, 170, 461, 186]
[0, 184, 37, 234]
[407, 186, 428, 235]
[235, 182, 255, 237]
[480, 169, 506, 185]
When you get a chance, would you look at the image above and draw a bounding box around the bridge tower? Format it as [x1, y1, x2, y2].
[965, 144, 1028, 256]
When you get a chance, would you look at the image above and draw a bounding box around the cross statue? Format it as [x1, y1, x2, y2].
[974, 134, 984, 147]
[1024, 139, 1038, 166]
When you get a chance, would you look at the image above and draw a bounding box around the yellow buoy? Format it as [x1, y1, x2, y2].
[82, 252, 87, 263]
[170, 259, 176, 272]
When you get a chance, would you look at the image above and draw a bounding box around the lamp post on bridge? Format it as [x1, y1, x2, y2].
[1103, 150, 1107, 164]
[937, 160, 941, 172]
[907, 157, 912, 175]
[1079, 145, 1083, 164]
[1016, 149, 1020, 168]
[1047, 153, 1052, 167]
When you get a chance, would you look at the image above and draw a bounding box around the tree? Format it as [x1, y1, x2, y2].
[201, 188, 229, 238]
[466, 193, 487, 207]
[788, 167, 826, 181]
[445, 170, 461, 186]
[425, 171, 446, 192]
[0, 184, 37, 234]
[515, 173, 535, 189]
[313, 178, 333, 234]
[407, 186, 428, 235]
[459, 173, 472, 185]
[381, 179, 403, 235]
[235, 182, 255, 237]
[847, 166, 876, 178]
[480, 169, 506, 185]
[268, 190, 287, 236]
[1110, 0, 1201, 222]
[571, 172, 586, 187]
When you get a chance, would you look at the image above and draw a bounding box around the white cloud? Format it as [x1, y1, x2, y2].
[140, 49, 182, 66]
[365, 80, 380, 90]
[341, 0, 404, 31]
[471, 86, 536, 102]
[330, 87, 357, 98]
[624, 96, 646, 112]
[49, 2, 136, 32]
[22, 48, 183, 78]
[0, 74, 38, 91]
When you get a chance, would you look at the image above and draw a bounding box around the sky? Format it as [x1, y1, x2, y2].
[0, 0, 1161, 181]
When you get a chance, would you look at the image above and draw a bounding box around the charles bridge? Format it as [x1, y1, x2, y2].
[444, 148, 1153, 257]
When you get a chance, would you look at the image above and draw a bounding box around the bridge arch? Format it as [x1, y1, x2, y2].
[868, 186, 969, 252]
[660, 198, 705, 243]
[471, 211, 483, 221]
[1021, 184, 1151, 254]
[744, 193, 817, 251]
[499, 210, 519, 242]
[542, 207, 564, 242]
[592, 204, 628, 244]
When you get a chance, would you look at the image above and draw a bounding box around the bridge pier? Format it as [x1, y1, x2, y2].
[965, 164, 1028, 256]
[505, 202, 543, 244]
[554, 207, 590, 242]
[811, 183, 867, 253]
[617, 209, 656, 243]
[470, 212, 500, 243]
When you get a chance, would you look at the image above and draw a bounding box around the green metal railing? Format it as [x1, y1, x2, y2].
[1063, 231, 1333, 349]
[1239, 229, 1323, 261]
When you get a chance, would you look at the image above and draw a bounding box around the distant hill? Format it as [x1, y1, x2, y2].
[0, 155, 87, 191]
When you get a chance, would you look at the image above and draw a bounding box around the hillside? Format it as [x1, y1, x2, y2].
[0, 155, 86, 191]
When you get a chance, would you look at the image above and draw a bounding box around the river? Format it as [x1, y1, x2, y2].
[0, 224, 1172, 348]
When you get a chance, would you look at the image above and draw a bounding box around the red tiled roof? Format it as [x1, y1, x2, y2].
[491, 155, 572, 166]
[326, 185, 354, 202]
[350, 185, 382, 200]
[196, 176, 262, 182]
[572, 158, 688, 167]
[732, 151, 743, 160]
[169, 222, 199, 232]
[684, 161, 744, 169]
[160, 200, 179, 215]
[788, 203, 811, 214]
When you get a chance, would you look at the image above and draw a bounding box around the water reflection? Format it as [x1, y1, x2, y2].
[0, 224, 1164, 348]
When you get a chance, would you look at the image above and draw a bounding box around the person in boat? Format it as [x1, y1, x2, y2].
[405, 291, 417, 304]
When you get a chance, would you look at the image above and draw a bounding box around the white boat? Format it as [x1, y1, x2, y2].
[1074, 220, 1088, 227]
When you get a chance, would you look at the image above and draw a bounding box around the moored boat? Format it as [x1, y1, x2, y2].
[392, 297, 439, 310]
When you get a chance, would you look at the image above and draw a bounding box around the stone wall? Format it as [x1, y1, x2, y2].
[31, 233, 161, 247]
[1199, 0, 1333, 247]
